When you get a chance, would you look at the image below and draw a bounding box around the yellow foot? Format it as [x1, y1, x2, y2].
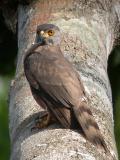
[31, 111, 54, 131]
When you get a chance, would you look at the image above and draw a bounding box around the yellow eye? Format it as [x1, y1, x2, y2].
[48, 30, 54, 36]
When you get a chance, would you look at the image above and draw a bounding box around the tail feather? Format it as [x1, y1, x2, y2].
[49, 106, 71, 128]
[73, 102, 109, 153]
[49, 105, 80, 129]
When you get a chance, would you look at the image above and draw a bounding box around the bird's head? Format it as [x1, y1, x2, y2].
[35, 24, 61, 46]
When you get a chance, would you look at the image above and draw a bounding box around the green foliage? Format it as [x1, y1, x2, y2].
[108, 46, 120, 159]
[0, 77, 11, 160]
[114, 94, 120, 158]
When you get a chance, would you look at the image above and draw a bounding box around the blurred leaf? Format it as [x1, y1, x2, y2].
[0, 76, 12, 160]
[108, 46, 120, 159]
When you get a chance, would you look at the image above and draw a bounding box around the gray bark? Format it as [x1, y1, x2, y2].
[9, 0, 119, 159]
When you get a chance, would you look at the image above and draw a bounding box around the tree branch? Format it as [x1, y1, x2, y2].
[9, 0, 119, 159]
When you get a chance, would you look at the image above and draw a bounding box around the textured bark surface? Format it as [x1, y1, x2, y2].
[9, 0, 120, 159]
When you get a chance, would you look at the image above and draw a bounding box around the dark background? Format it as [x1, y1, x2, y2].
[0, 10, 120, 160]
[0, 12, 17, 160]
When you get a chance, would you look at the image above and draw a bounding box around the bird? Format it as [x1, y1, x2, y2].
[24, 23, 108, 153]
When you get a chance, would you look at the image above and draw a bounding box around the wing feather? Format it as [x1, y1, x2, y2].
[25, 49, 82, 107]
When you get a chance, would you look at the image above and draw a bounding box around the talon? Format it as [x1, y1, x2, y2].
[31, 111, 54, 131]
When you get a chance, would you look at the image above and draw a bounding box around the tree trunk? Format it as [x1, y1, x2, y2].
[9, 0, 119, 159]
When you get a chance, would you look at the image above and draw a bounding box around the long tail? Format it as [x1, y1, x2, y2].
[73, 102, 109, 153]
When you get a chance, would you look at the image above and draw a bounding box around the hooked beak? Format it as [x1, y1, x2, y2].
[40, 30, 49, 38]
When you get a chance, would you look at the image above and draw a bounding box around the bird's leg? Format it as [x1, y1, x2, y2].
[31, 111, 55, 131]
